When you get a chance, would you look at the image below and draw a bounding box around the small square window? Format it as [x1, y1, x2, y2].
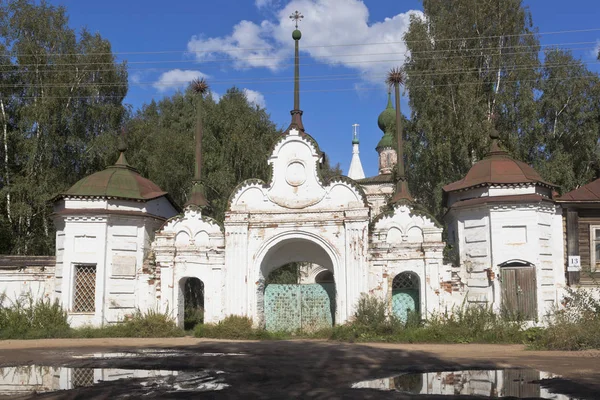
[73, 264, 96, 313]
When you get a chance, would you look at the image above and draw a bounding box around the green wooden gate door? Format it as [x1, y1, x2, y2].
[392, 272, 420, 322]
[501, 267, 537, 320]
[392, 289, 419, 322]
[265, 283, 334, 332]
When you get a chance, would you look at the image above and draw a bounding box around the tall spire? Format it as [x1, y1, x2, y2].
[185, 78, 210, 209]
[287, 10, 304, 133]
[348, 124, 365, 180]
[387, 67, 413, 203]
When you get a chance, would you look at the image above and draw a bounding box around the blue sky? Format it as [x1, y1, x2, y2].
[48, 0, 600, 178]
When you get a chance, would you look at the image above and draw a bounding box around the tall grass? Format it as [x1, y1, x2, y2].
[75, 309, 184, 338]
[0, 294, 183, 339]
[331, 294, 526, 344]
[0, 293, 70, 339]
[532, 286, 600, 350]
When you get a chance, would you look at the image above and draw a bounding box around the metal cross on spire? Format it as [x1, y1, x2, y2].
[289, 10, 303, 29]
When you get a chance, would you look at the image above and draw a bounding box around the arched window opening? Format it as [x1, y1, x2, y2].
[182, 278, 204, 330]
[315, 270, 334, 283]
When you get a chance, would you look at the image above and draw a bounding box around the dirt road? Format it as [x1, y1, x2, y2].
[1, 338, 599, 399]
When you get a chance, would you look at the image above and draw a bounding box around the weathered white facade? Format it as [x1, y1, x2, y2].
[52, 196, 177, 327]
[0, 28, 571, 329]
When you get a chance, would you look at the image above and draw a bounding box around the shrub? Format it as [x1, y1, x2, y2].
[75, 309, 184, 338]
[531, 286, 600, 350]
[195, 315, 257, 339]
[0, 294, 70, 339]
[184, 307, 204, 331]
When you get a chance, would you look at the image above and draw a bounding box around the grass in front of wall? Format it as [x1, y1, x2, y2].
[73, 309, 185, 338]
[0, 294, 184, 339]
[0, 294, 70, 339]
[527, 286, 600, 350]
[4, 289, 600, 349]
[193, 296, 529, 344]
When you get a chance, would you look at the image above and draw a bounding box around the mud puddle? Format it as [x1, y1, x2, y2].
[0, 365, 227, 397]
[353, 369, 578, 398]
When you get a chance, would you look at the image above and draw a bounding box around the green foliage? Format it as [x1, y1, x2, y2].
[75, 309, 184, 338]
[0, 293, 70, 339]
[404, 0, 600, 219]
[0, 297, 182, 339]
[0, 0, 128, 254]
[123, 88, 279, 223]
[194, 315, 259, 339]
[266, 263, 302, 284]
[331, 295, 524, 344]
[184, 307, 204, 331]
[531, 287, 600, 350]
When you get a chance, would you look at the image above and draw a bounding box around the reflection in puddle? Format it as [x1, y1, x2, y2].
[72, 350, 246, 359]
[353, 369, 573, 399]
[0, 365, 227, 396]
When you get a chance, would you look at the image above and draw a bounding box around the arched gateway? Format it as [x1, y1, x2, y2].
[224, 127, 370, 328]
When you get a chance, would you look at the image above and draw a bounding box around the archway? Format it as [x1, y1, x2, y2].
[392, 272, 420, 322]
[178, 277, 204, 330]
[258, 236, 337, 332]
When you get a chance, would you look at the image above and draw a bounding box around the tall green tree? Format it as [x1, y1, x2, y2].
[534, 49, 600, 191]
[124, 87, 279, 223]
[0, 0, 127, 254]
[404, 0, 541, 218]
[124, 86, 345, 223]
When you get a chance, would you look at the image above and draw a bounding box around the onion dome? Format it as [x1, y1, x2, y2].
[443, 130, 555, 194]
[64, 141, 168, 202]
[376, 92, 395, 150]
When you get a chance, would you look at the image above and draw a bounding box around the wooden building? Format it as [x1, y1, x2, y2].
[557, 177, 600, 285]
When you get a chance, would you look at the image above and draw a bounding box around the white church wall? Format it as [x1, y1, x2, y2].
[53, 197, 175, 328]
[370, 204, 449, 318]
[0, 264, 55, 307]
[152, 209, 225, 327]
[58, 215, 108, 327]
[450, 197, 566, 323]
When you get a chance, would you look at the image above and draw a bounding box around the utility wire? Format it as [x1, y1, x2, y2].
[2, 40, 597, 68]
[4, 28, 600, 58]
[0, 45, 596, 76]
[1, 60, 598, 89]
[4, 75, 597, 100]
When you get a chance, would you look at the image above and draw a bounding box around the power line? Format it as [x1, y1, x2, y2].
[4, 75, 597, 100]
[1, 60, 597, 89]
[0, 44, 596, 75]
[2, 40, 596, 68]
[4, 28, 600, 58]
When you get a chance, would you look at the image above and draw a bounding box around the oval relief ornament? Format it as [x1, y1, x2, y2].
[285, 161, 307, 187]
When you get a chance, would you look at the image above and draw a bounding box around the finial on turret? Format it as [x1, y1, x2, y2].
[386, 67, 413, 203]
[115, 127, 130, 167]
[352, 124, 360, 144]
[185, 77, 210, 209]
[286, 10, 305, 133]
[290, 10, 303, 30]
[487, 111, 504, 155]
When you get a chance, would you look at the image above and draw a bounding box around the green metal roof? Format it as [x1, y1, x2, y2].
[377, 92, 395, 135]
[65, 153, 167, 201]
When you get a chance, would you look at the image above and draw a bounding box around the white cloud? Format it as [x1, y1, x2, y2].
[153, 69, 209, 92]
[185, 0, 422, 83]
[255, 0, 279, 8]
[592, 40, 600, 59]
[243, 88, 266, 107]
